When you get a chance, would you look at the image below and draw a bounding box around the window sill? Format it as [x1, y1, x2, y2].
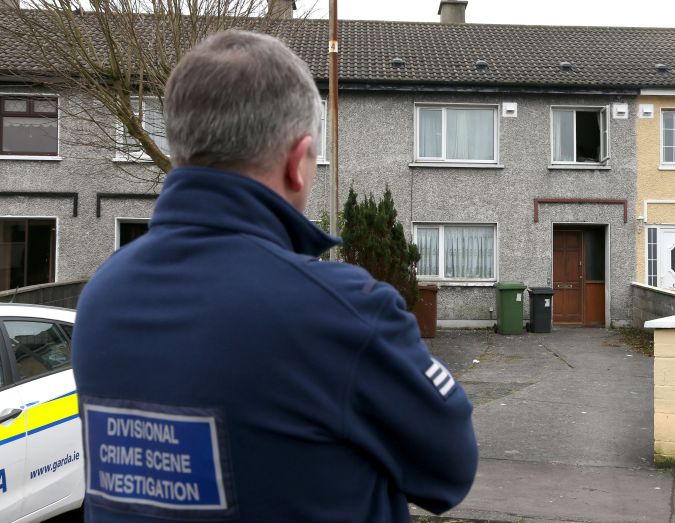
[409, 162, 504, 169]
[417, 279, 496, 287]
[658, 165, 675, 171]
[0, 155, 63, 161]
[548, 164, 611, 171]
[317, 160, 329, 166]
[112, 157, 155, 164]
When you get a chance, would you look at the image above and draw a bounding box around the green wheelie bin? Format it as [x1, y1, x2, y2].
[494, 281, 526, 335]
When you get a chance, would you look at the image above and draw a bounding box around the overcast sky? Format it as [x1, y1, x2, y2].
[302, 0, 675, 27]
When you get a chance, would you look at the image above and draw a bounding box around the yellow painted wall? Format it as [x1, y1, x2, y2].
[654, 329, 675, 463]
[635, 96, 675, 283]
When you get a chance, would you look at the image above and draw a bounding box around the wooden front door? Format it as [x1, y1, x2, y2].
[553, 228, 606, 326]
[553, 230, 582, 323]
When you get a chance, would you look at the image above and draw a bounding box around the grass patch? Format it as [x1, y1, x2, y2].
[617, 327, 654, 357]
[654, 454, 675, 469]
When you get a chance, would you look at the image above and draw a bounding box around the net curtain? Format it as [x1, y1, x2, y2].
[552, 109, 574, 162]
[418, 226, 494, 279]
[445, 226, 494, 279]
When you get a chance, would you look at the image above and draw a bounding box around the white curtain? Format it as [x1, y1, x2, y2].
[417, 228, 439, 276]
[446, 108, 494, 161]
[419, 109, 442, 158]
[444, 226, 494, 279]
[552, 110, 574, 161]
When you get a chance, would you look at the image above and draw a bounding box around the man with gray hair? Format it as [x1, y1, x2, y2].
[73, 30, 477, 523]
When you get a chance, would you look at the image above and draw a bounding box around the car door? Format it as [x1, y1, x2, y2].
[2, 319, 82, 519]
[0, 350, 27, 523]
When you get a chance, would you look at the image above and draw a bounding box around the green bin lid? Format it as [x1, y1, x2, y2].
[495, 281, 527, 290]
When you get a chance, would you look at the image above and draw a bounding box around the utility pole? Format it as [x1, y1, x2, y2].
[328, 0, 339, 260]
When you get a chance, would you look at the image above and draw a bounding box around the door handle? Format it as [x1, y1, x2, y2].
[0, 408, 22, 424]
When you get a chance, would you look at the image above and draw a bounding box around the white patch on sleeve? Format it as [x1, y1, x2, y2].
[424, 357, 456, 398]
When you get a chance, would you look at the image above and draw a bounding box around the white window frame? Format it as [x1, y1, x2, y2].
[660, 108, 675, 167]
[414, 103, 499, 165]
[114, 96, 168, 162]
[317, 100, 328, 164]
[0, 93, 61, 160]
[114, 217, 150, 250]
[550, 105, 610, 166]
[644, 224, 675, 288]
[646, 226, 658, 287]
[412, 222, 498, 283]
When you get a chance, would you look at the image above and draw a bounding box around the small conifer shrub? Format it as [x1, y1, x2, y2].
[340, 186, 420, 310]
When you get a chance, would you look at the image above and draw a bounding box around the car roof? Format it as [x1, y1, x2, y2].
[0, 303, 76, 323]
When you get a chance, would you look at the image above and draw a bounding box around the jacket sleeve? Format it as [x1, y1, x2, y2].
[342, 282, 478, 514]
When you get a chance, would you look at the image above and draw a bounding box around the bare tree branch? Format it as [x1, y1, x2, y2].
[0, 0, 315, 182]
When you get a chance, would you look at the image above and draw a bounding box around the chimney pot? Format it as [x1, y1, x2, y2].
[438, 0, 468, 24]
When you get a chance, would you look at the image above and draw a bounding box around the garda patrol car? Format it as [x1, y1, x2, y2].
[0, 304, 82, 522]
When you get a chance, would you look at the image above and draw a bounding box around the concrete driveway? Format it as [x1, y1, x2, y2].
[413, 327, 672, 523]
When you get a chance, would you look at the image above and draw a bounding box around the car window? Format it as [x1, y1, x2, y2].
[0, 343, 4, 388]
[60, 323, 73, 339]
[5, 321, 71, 381]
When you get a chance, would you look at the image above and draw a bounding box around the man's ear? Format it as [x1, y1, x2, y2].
[285, 135, 314, 192]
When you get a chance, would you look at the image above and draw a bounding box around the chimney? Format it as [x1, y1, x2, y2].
[0, 0, 18, 10]
[438, 0, 468, 24]
[267, 0, 296, 20]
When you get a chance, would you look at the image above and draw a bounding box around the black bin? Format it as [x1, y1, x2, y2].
[527, 287, 554, 333]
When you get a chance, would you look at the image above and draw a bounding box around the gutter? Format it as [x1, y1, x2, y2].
[315, 80, 642, 96]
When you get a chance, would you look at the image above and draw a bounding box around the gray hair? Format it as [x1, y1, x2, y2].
[164, 30, 321, 172]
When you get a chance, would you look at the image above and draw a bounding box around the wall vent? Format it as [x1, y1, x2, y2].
[639, 104, 654, 119]
[612, 103, 628, 119]
[502, 102, 517, 117]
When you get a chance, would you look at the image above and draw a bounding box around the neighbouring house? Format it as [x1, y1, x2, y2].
[635, 92, 675, 291]
[1, 0, 675, 327]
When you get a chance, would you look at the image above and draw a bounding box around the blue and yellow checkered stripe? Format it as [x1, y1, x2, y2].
[0, 390, 79, 446]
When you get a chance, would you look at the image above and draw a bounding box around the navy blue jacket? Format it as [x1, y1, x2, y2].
[73, 167, 477, 523]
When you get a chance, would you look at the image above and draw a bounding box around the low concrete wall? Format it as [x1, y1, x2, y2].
[0, 280, 87, 309]
[632, 282, 675, 329]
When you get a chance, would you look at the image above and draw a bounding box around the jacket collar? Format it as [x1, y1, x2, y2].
[151, 167, 340, 258]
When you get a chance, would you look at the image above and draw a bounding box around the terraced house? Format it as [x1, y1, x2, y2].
[0, 0, 674, 327]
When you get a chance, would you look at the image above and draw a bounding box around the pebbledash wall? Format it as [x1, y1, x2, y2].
[1, 87, 638, 326]
[307, 90, 637, 327]
[0, 86, 161, 283]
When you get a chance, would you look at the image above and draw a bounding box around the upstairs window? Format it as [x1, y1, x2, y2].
[118, 97, 169, 161]
[0, 97, 58, 156]
[662, 110, 675, 165]
[551, 107, 609, 164]
[416, 105, 497, 163]
[317, 100, 327, 162]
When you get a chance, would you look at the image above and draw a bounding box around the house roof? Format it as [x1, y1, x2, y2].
[275, 20, 675, 90]
[2, 11, 675, 91]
